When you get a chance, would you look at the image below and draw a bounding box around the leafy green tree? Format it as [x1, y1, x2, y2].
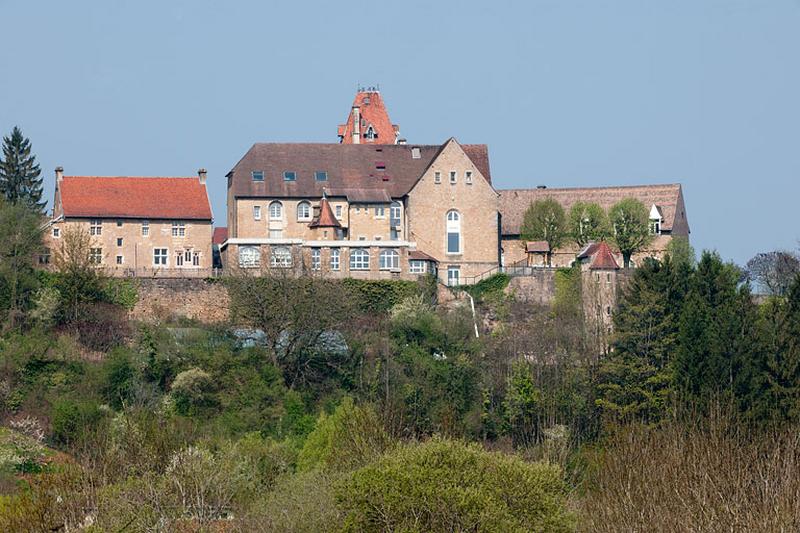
[666, 236, 696, 269]
[568, 201, 608, 247]
[608, 198, 652, 268]
[0, 127, 44, 211]
[52, 225, 104, 322]
[596, 257, 685, 424]
[503, 363, 542, 445]
[520, 198, 567, 266]
[0, 199, 43, 327]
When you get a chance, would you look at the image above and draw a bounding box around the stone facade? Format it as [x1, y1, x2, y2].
[130, 278, 229, 323]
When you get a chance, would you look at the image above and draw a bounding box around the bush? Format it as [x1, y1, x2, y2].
[170, 367, 216, 416]
[51, 399, 104, 445]
[337, 437, 574, 532]
[67, 302, 131, 352]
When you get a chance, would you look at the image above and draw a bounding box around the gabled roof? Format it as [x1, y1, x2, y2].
[59, 176, 212, 220]
[576, 242, 601, 260]
[526, 241, 550, 253]
[309, 198, 341, 228]
[228, 141, 492, 200]
[212, 227, 228, 245]
[499, 184, 685, 236]
[338, 90, 399, 144]
[409, 250, 438, 262]
[589, 241, 620, 270]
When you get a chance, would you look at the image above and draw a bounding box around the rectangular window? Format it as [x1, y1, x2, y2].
[434, 171, 441, 184]
[606, 273, 612, 284]
[410, 260, 426, 274]
[176, 251, 184, 267]
[90, 220, 102, 236]
[252, 171, 264, 181]
[283, 171, 296, 181]
[411, 147, 421, 159]
[52, 227, 60, 238]
[335, 205, 342, 218]
[375, 206, 385, 218]
[141, 220, 149, 236]
[116, 255, 123, 265]
[390, 229, 399, 241]
[350, 250, 369, 270]
[358, 236, 366, 241]
[153, 248, 168, 266]
[355, 206, 361, 214]
[465, 171, 473, 184]
[449, 171, 457, 184]
[311, 248, 321, 270]
[269, 229, 283, 239]
[315, 171, 328, 181]
[172, 222, 186, 237]
[90, 248, 103, 265]
[116, 220, 123, 227]
[117, 238, 123, 247]
[193, 252, 200, 266]
[253, 205, 262, 220]
[447, 266, 461, 286]
[330, 249, 340, 270]
[390, 203, 401, 223]
[39, 248, 51, 265]
[447, 232, 460, 254]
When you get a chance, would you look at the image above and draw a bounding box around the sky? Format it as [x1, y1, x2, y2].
[1, 0, 799, 265]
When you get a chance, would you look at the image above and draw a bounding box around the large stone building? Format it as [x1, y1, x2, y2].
[45, 168, 214, 276]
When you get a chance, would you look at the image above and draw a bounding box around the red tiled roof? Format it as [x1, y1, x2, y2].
[310, 198, 341, 228]
[526, 241, 550, 253]
[59, 176, 212, 220]
[212, 227, 228, 245]
[338, 90, 398, 144]
[576, 242, 601, 260]
[590, 241, 620, 270]
[409, 250, 438, 262]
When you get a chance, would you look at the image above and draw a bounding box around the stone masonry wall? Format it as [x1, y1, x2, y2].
[130, 278, 230, 323]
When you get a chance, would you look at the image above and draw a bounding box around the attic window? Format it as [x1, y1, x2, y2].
[375, 162, 386, 170]
[411, 147, 421, 159]
[365, 126, 377, 140]
[283, 171, 296, 182]
[315, 171, 328, 182]
[252, 171, 264, 181]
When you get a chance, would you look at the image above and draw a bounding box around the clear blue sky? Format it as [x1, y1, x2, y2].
[2, 0, 798, 265]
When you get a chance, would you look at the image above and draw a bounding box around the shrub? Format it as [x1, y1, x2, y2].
[50, 399, 104, 445]
[337, 437, 574, 532]
[170, 367, 216, 416]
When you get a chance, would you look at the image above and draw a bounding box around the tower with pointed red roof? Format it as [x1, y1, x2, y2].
[337, 87, 400, 144]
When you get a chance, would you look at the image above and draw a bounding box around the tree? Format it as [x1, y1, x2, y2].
[52, 225, 104, 322]
[0, 199, 43, 328]
[568, 201, 608, 247]
[764, 275, 800, 422]
[0, 127, 44, 211]
[608, 198, 652, 268]
[520, 198, 567, 266]
[744, 251, 800, 296]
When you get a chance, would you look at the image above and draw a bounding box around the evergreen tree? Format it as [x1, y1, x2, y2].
[595, 257, 686, 424]
[0, 126, 45, 211]
[520, 198, 567, 266]
[765, 275, 800, 422]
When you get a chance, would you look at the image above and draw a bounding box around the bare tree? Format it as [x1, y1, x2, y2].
[744, 251, 800, 296]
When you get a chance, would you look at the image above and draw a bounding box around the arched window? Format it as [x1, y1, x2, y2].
[379, 249, 399, 270]
[297, 201, 311, 221]
[446, 210, 461, 254]
[350, 249, 370, 270]
[269, 201, 283, 220]
[390, 201, 402, 225]
[238, 246, 261, 268]
[270, 246, 292, 268]
[365, 126, 377, 140]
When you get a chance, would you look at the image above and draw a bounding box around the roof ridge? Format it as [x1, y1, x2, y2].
[498, 183, 682, 192]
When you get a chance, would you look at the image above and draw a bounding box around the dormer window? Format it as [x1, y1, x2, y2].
[650, 219, 661, 235]
[283, 171, 296, 182]
[649, 204, 663, 235]
[411, 147, 421, 159]
[365, 126, 377, 140]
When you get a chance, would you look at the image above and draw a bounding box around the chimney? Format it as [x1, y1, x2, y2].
[537, 185, 547, 189]
[397, 138, 407, 145]
[198, 168, 207, 184]
[351, 106, 361, 144]
[55, 166, 64, 183]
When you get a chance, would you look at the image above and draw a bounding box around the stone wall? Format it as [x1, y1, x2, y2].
[506, 271, 558, 305]
[130, 278, 229, 323]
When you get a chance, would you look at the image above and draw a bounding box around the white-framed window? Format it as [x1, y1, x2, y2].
[434, 171, 441, 184]
[315, 171, 328, 182]
[465, 171, 473, 184]
[177, 250, 192, 267]
[283, 171, 296, 181]
[172, 222, 186, 237]
[350, 249, 369, 270]
[253, 205, 262, 220]
[297, 201, 311, 221]
[335, 205, 342, 219]
[270, 246, 292, 268]
[379, 249, 399, 271]
[90, 219, 102, 236]
[449, 171, 457, 184]
[375, 206, 385, 218]
[330, 248, 340, 271]
[650, 219, 661, 235]
[52, 227, 60, 238]
[252, 171, 264, 181]
[238, 246, 260, 268]
[141, 220, 149, 236]
[447, 266, 461, 286]
[90, 247, 103, 265]
[192, 252, 200, 266]
[269, 201, 283, 220]
[269, 229, 283, 239]
[117, 238, 123, 247]
[153, 248, 168, 266]
[311, 248, 321, 270]
[446, 210, 461, 254]
[390, 201, 401, 225]
[116, 255, 123, 265]
[410, 260, 426, 274]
